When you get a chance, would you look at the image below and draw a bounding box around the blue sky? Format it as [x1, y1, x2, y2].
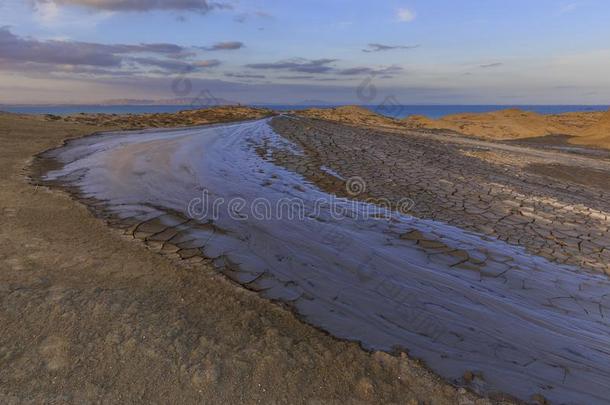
[1, 0, 610, 104]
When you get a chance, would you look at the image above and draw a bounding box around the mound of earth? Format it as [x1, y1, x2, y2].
[297, 106, 403, 129]
[402, 108, 594, 140]
[46, 106, 274, 130]
[570, 109, 610, 149]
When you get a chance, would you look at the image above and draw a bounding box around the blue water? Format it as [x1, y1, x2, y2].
[1, 104, 608, 119]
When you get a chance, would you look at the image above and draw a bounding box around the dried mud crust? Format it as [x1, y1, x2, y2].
[270, 116, 610, 275]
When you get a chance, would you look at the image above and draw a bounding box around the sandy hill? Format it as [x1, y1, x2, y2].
[569, 109, 610, 149]
[48, 106, 274, 130]
[402, 108, 601, 140]
[297, 106, 403, 129]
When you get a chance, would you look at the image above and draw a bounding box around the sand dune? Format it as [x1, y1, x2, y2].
[570, 109, 610, 149]
[403, 108, 606, 140]
[46, 105, 274, 130]
[297, 106, 403, 129]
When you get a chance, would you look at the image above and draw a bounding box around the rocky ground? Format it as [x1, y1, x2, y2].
[0, 111, 498, 405]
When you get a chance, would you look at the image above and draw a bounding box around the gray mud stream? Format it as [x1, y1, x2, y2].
[40, 119, 610, 404]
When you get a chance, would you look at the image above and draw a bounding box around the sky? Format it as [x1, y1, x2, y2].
[1, 0, 610, 105]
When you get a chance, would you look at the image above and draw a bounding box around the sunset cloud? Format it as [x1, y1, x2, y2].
[200, 41, 245, 51]
[0, 27, 215, 75]
[246, 58, 337, 74]
[29, 0, 231, 13]
[362, 43, 420, 53]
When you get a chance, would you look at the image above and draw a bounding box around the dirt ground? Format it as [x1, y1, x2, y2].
[0, 112, 501, 404]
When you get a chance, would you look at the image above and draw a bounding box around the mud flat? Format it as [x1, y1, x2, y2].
[34, 116, 610, 404]
[3, 111, 485, 405]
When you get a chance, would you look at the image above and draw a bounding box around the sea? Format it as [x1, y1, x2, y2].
[1, 104, 608, 119]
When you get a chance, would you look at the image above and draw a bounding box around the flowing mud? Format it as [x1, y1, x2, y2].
[38, 118, 610, 404]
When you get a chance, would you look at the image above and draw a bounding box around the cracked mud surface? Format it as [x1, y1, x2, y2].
[31, 115, 610, 404]
[271, 116, 610, 275]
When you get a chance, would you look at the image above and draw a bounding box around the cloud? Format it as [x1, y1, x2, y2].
[30, 0, 231, 13]
[557, 2, 580, 15]
[277, 75, 315, 80]
[314, 77, 357, 82]
[225, 72, 266, 79]
[480, 62, 503, 68]
[396, 7, 416, 22]
[362, 43, 420, 53]
[0, 27, 118, 67]
[200, 41, 244, 51]
[2, 71, 472, 105]
[246, 58, 337, 74]
[195, 59, 221, 67]
[35, 1, 60, 22]
[130, 57, 220, 72]
[245, 58, 404, 78]
[234, 10, 273, 23]
[337, 65, 404, 77]
[0, 27, 214, 75]
[336, 67, 373, 76]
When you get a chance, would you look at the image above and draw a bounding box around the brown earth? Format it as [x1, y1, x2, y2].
[0, 110, 497, 404]
[570, 109, 610, 149]
[45, 105, 275, 130]
[403, 108, 606, 140]
[404, 109, 610, 149]
[295, 106, 406, 131]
